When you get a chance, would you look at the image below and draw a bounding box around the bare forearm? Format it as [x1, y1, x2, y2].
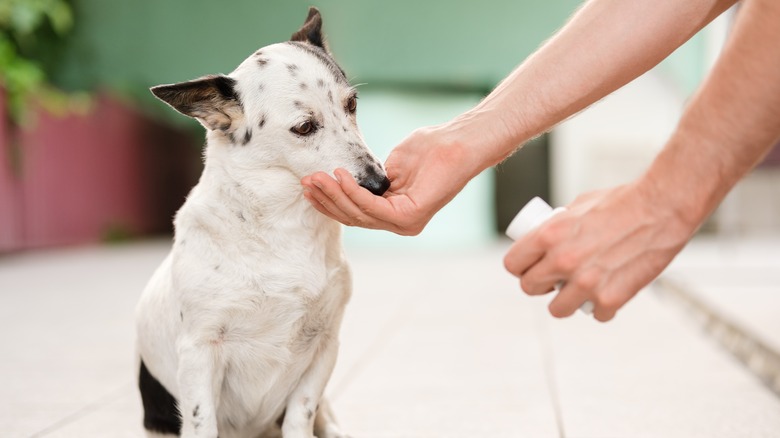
[448, 0, 735, 174]
[644, 0, 780, 227]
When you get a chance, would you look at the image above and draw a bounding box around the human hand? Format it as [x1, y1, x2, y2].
[301, 125, 482, 235]
[503, 181, 697, 322]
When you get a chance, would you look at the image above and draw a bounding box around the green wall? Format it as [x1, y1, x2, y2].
[51, 0, 709, 114]
[54, 0, 582, 99]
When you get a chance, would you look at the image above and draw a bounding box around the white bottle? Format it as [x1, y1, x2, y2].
[506, 197, 594, 315]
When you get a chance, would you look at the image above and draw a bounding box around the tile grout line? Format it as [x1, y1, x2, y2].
[533, 307, 566, 438]
[654, 276, 780, 398]
[29, 384, 131, 438]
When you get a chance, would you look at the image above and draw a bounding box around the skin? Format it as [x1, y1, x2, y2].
[301, 0, 780, 322]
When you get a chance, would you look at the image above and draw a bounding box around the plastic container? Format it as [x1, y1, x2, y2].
[506, 197, 594, 315]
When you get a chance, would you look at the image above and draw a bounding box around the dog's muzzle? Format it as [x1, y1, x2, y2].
[358, 166, 391, 196]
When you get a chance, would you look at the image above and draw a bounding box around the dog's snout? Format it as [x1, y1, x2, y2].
[359, 166, 390, 196]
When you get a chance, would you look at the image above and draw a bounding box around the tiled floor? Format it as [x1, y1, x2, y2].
[2, 238, 779, 437]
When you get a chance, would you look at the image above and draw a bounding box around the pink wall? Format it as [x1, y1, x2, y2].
[0, 91, 23, 250]
[0, 93, 201, 252]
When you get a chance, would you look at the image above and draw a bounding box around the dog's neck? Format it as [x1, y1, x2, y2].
[177, 141, 338, 241]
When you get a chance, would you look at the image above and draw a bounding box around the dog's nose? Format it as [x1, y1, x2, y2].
[358, 167, 391, 196]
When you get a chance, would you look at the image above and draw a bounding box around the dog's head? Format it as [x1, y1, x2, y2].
[150, 7, 390, 196]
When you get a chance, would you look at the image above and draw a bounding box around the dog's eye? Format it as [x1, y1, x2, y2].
[291, 121, 317, 136]
[346, 96, 357, 114]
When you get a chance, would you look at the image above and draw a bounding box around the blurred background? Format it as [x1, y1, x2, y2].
[1, 0, 777, 253]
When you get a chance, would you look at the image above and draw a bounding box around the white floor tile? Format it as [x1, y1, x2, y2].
[2, 239, 778, 437]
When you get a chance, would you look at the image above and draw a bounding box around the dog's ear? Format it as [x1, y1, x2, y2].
[290, 7, 327, 51]
[150, 75, 243, 132]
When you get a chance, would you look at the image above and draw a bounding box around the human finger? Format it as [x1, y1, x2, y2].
[302, 182, 358, 226]
[516, 254, 564, 296]
[333, 168, 401, 223]
[306, 172, 400, 231]
[589, 267, 655, 322]
[503, 218, 568, 280]
[306, 172, 375, 224]
[547, 267, 602, 318]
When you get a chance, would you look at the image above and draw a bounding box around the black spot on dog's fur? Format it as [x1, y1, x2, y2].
[193, 405, 200, 418]
[286, 41, 348, 86]
[258, 83, 265, 91]
[306, 409, 314, 420]
[293, 100, 303, 109]
[180, 311, 184, 321]
[139, 360, 181, 435]
[317, 79, 325, 88]
[257, 58, 269, 67]
[286, 63, 299, 76]
[254, 50, 263, 56]
[228, 132, 237, 145]
[327, 90, 333, 103]
[241, 129, 252, 146]
[299, 82, 308, 90]
[237, 211, 246, 222]
[258, 115, 266, 128]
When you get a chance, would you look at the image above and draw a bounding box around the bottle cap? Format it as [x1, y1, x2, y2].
[505, 197, 554, 240]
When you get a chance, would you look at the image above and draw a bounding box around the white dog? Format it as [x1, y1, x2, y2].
[135, 8, 389, 438]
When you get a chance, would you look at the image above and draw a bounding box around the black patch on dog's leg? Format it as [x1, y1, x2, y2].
[139, 359, 181, 435]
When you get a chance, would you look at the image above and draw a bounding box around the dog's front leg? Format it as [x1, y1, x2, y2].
[177, 337, 223, 438]
[281, 337, 340, 438]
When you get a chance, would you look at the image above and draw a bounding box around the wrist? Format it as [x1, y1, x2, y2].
[639, 128, 739, 233]
[440, 106, 530, 175]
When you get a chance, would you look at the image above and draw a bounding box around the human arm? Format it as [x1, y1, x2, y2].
[504, 0, 780, 321]
[302, 0, 736, 234]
